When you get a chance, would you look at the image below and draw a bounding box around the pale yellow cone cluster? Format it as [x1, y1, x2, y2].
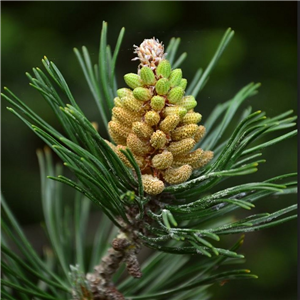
[107, 38, 213, 195]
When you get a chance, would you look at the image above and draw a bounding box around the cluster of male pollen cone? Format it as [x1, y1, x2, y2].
[107, 38, 213, 195]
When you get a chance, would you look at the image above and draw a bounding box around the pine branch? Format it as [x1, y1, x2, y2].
[1, 22, 297, 300]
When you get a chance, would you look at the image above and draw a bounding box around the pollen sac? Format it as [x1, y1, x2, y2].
[141, 174, 165, 195]
[133, 155, 145, 168]
[168, 138, 196, 156]
[163, 164, 193, 184]
[169, 69, 182, 87]
[112, 107, 141, 127]
[116, 145, 145, 168]
[150, 95, 165, 111]
[159, 114, 180, 133]
[182, 112, 202, 125]
[140, 66, 156, 85]
[117, 88, 133, 99]
[108, 121, 131, 145]
[163, 106, 187, 119]
[178, 78, 187, 90]
[178, 95, 197, 111]
[91, 122, 99, 131]
[105, 139, 117, 151]
[127, 133, 152, 156]
[172, 148, 204, 167]
[171, 124, 198, 141]
[139, 102, 152, 115]
[190, 150, 214, 169]
[144, 110, 160, 126]
[106, 140, 129, 163]
[133, 87, 152, 101]
[152, 150, 173, 170]
[156, 59, 171, 78]
[150, 130, 167, 149]
[123, 96, 144, 113]
[167, 86, 184, 104]
[115, 145, 132, 168]
[114, 97, 124, 108]
[124, 73, 144, 89]
[194, 125, 206, 143]
[132, 121, 154, 139]
[155, 78, 170, 95]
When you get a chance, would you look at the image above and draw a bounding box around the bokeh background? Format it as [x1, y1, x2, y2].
[1, 2, 297, 299]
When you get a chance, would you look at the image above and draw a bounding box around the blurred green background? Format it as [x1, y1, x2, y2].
[1, 2, 297, 299]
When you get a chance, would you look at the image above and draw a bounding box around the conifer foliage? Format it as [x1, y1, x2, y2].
[1, 22, 297, 299]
